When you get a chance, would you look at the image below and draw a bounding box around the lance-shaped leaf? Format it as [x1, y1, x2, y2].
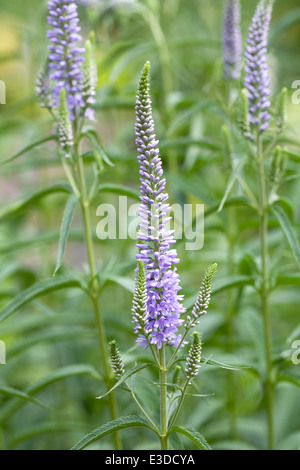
[96, 363, 155, 400]
[0, 183, 72, 222]
[0, 276, 85, 324]
[71, 415, 156, 450]
[1, 135, 58, 166]
[169, 425, 211, 450]
[272, 204, 300, 269]
[54, 194, 78, 275]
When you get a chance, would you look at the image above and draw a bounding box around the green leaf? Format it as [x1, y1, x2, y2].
[282, 149, 300, 163]
[101, 275, 135, 293]
[202, 356, 242, 371]
[98, 183, 140, 200]
[278, 431, 300, 450]
[184, 275, 253, 310]
[276, 274, 300, 288]
[0, 276, 84, 324]
[169, 425, 211, 450]
[269, 8, 300, 46]
[0, 229, 87, 255]
[1, 135, 57, 166]
[0, 385, 49, 410]
[0, 183, 72, 221]
[166, 100, 215, 137]
[214, 440, 258, 450]
[212, 275, 254, 295]
[0, 365, 101, 424]
[8, 421, 87, 449]
[71, 415, 154, 450]
[218, 158, 247, 212]
[159, 137, 220, 152]
[82, 129, 114, 168]
[205, 196, 254, 218]
[8, 327, 95, 358]
[54, 194, 78, 275]
[96, 363, 155, 399]
[277, 374, 300, 388]
[27, 364, 101, 395]
[166, 173, 213, 205]
[287, 324, 300, 344]
[272, 205, 300, 269]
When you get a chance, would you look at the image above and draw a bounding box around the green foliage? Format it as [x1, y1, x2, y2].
[0, 0, 299, 451]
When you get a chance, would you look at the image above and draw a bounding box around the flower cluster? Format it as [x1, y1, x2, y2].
[183, 264, 217, 330]
[185, 332, 202, 381]
[36, 0, 97, 123]
[222, 0, 242, 80]
[244, 0, 274, 136]
[133, 62, 185, 350]
[46, 0, 85, 120]
[109, 340, 125, 379]
[131, 260, 149, 342]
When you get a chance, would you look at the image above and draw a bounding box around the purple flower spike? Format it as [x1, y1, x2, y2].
[47, 0, 85, 120]
[244, 0, 274, 135]
[134, 62, 185, 350]
[222, 0, 242, 80]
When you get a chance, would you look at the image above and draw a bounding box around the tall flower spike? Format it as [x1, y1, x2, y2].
[47, 0, 85, 120]
[244, 0, 274, 137]
[184, 263, 217, 330]
[109, 340, 125, 379]
[134, 61, 185, 350]
[82, 38, 97, 121]
[131, 260, 149, 348]
[185, 332, 202, 382]
[222, 0, 242, 80]
[58, 88, 74, 156]
[35, 62, 52, 109]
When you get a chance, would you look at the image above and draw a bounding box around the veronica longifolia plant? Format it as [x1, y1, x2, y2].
[104, 63, 217, 451]
[36, 0, 122, 450]
[234, 0, 293, 451]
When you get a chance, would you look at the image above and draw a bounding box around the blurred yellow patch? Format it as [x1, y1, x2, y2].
[0, 20, 19, 54]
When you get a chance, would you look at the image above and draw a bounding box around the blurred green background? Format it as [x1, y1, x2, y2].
[0, 0, 300, 450]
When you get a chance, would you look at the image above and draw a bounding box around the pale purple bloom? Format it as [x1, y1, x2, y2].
[35, 64, 52, 109]
[47, 0, 85, 120]
[82, 40, 97, 121]
[134, 62, 185, 350]
[244, 0, 274, 135]
[222, 0, 242, 80]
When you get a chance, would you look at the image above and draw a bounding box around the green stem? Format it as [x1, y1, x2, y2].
[168, 380, 189, 430]
[126, 381, 159, 433]
[159, 346, 168, 450]
[257, 135, 274, 450]
[226, 205, 239, 440]
[74, 138, 122, 450]
[166, 331, 188, 370]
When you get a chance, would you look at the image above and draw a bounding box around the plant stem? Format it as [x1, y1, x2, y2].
[126, 381, 159, 433]
[74, 138, 122, 450]
[226, 205, 239, 440]
[168, 380, 189, 430]
[256, 135, 274, 450]
[159, 345, 168, 450]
